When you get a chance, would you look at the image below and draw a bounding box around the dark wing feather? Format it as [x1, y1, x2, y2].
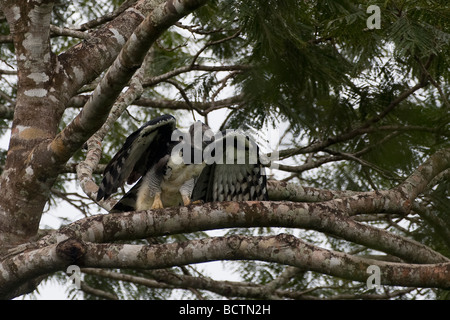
[190, 163, 215, 202]
[192, 131, 268, 202]
[97, 114, 176, 201]
[108, 154, 171, 212]
[108, 178, 143, 213]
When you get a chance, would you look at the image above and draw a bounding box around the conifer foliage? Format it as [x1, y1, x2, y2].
[0, 0, 448, 300]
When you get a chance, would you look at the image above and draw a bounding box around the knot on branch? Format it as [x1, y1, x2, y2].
[275, 233, 299, 247]
[56, 238, 86, 263]
[226, 235, 243, 251]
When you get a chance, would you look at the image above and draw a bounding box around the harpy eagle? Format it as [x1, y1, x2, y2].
[96, 114, 268, 212]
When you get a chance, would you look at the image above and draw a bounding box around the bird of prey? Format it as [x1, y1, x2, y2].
[96, 114, 268, 212]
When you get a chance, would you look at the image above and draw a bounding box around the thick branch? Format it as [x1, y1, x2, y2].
[45, 0, 208, 168]
[76, 63, 146, 210]
[2, 234, 449, 299]
[53, 0, 149, 98]
[268, 180, 361, 202]
[77, 235, 450, 289]
[397, 147, 450, 201]
[0, 242, 68, 299]
[0, 0, 57, 244]
[31, 197, 448, 265]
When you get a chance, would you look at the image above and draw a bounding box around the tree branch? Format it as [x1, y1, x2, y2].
[142, 64, 251, 87]
[76, 59, 147, 210]
[38, 0, 208, 169]
[72, 235, 450, 289]
[29, 195, 448, 265]
[267, 180, 363, 202]
[3, 147, 448, 298]
[279, 81, 430, 159]
[49, 25, 91, 40]
[134, 94, 244, 112]
[396, 147, 450, 201]
[78, 0, 139, 31]
[2, 234, 449, 299]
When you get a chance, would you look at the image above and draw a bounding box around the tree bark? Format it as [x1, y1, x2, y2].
[0, 0, 208, 247]
[0, 0, 57, 245]
[2, 233, 449, 299]
[0, 0, 448, 300]
[1, 148, 447, 298]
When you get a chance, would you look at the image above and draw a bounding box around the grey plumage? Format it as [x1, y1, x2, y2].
[191, 130, 268, 203]
[96, 114, 268, 212]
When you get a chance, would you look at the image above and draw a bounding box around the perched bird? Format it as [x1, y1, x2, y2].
[96, 114, 268, 212]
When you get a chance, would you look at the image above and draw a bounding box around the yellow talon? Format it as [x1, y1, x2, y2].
[182, 194, 191, 206]
[151, 192, 164, 209]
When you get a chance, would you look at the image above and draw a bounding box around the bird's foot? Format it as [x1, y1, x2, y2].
[182, 194, 191, 206]
[151, 193, 164, 209]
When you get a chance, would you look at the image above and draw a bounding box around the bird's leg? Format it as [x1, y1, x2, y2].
[181, 194, 191, 206]
[137, 155, 170, 211]
[151, 192, 164, 209]
[179, 178, 195, 206]
[181, 192, 204, 206]
[137, 170, 164, 210]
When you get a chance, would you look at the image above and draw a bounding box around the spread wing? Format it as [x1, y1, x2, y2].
[96, 114, 177, 202]
[108, 178, 143, 212]
[191, 130, 268, 202]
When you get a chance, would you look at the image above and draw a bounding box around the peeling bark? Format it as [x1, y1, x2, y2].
[1, 234, 449, 299]
[48, 0, 208, 167]
[35, 198, 447, 264]
[0, 0, 208, 246]
[73, 234, 450, 289]
[0, 0, 57, 245]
